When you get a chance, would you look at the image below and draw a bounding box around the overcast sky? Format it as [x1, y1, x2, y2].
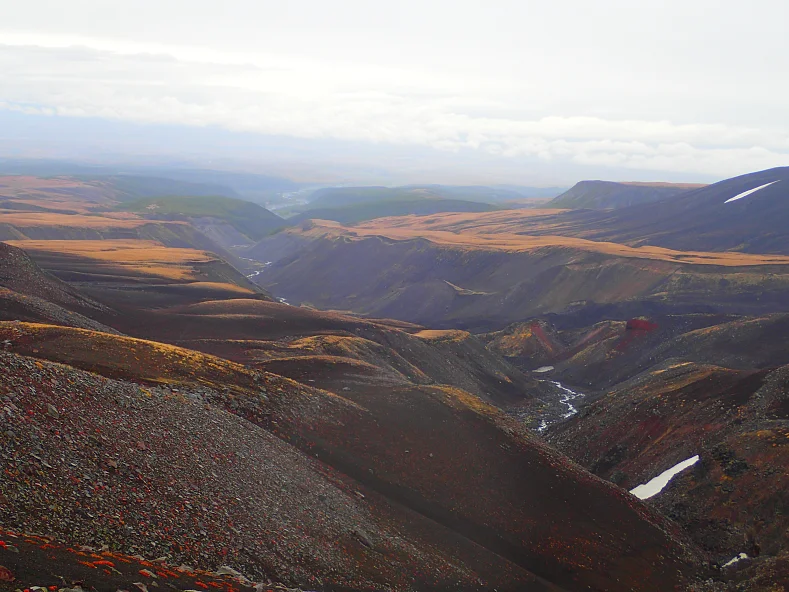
[1, 0, 788, 184]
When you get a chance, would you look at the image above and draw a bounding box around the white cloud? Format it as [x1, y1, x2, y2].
[0, 26, 788, 180]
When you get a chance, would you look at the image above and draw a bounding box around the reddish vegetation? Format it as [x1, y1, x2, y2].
[614, 318, 660, 352]
[0, 528, 262, 592]
[626, 318, 659, 332]
[549, 360, 789, 568]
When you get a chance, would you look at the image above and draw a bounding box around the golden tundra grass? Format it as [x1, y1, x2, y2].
[7, 239, 218, 281]
[306, 212, 789, 267]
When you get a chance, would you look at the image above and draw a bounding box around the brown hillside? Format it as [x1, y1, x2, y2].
[0, 325, 704, 591]
[1, 349, 552, 591]
[248, 222, 789, 330]
[549, 361, 789, 566]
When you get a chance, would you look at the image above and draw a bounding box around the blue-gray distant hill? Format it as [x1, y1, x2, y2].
[288, 184, 567, 224]
[290, 185, 506, 224]
[559, 167, 789, 253]
[0, 158, 303, 203]
[307, 184, 562, 208]
[549, 180, 705, 209]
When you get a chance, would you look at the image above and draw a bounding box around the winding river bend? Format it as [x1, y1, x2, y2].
[536, 380, 585, 433]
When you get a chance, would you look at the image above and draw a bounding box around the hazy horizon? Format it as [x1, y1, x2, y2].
[2, 0, 788, 185]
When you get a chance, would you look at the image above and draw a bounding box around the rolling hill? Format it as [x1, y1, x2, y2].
[476, 167, 789, 254]
[99, 174, 243, 200]
[244, 215, 789, 330]
[0, 175, 268, 257]
[0, 158, 303, 203]
[115, 194, 286, 242]
[548, 180, 705, 209]
[305, 184, 561, 208]
[281, 185, 509, 225]
[288, 197, 497, 225]
[570, 167, 789, 253]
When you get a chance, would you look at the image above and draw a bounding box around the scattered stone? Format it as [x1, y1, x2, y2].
[0, 565, 14, 582]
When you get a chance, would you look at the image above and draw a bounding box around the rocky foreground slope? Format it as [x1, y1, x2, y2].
[0, 323, 706, 591]
[0, 239, 717, 590]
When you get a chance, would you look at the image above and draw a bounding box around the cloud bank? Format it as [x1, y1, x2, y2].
[1, 25, 788, 180]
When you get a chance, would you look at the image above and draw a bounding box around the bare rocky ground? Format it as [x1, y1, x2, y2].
[2, 350, 556, 591]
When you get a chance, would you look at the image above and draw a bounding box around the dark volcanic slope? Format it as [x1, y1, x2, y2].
[549, 180, 702, 209]
[0, 323, 705, 591]
[0, 347, 556, 592]
[553, 167, 789, 253]
[549, 360, 789, 568]
[485, 312, 789, 391]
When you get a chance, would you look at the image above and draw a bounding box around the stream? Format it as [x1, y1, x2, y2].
[245, 261, 272, 279]
[535, 380, 585, 433]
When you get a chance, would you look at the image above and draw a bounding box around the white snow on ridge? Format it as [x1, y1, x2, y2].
[630, 455, 700, 500]
[724, 180, 780, 204]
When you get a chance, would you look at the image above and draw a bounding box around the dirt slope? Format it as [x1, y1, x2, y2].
[0, 325, 705, 591]
[0, 348, 558, 591]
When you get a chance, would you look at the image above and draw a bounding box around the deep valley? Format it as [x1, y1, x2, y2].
[2, 167, 789, 591]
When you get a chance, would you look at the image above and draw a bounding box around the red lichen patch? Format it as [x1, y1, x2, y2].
[0, 528, 259, 592]
[625, 318, 659, 332]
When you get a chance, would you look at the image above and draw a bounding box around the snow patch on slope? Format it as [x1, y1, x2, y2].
[724, 180, 779, 203]
[630, 455, 700, 500]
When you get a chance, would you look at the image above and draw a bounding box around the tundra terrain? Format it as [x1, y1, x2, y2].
[3, 167, 789, 590]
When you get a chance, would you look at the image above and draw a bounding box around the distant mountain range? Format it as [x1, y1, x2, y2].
[0, 158, 304, 203]
[282, 183, 565, 225]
